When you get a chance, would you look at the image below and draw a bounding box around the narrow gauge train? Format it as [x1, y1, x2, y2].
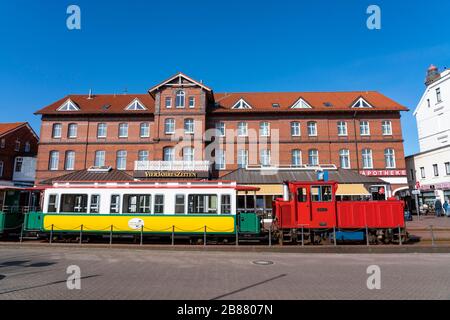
[18, 179, 407, 245]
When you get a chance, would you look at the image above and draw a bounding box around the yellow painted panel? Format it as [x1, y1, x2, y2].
[336, 184, 370, 196]
[238, 184, 283, 196]
[43, 215, 236, 234]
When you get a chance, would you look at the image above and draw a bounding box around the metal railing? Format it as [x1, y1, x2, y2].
[0, 206, 41, 214]
[245, 164, 338, 171]
[134, 161, 211, 171]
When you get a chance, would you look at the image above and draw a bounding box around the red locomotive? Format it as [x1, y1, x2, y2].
[273, 181, 406, 244]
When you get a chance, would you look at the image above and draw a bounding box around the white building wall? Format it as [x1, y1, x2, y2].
[12, 157, 36, 183]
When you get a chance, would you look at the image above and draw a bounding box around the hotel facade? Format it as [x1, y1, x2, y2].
[35, 73, 408, 200]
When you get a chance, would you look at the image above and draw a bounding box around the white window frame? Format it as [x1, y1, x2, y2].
[97, 123, 107, 138]
[57, 99, 79, 111]
[362, 149, 373, 169]
[176, 90, 185, 108]
[337, 121, 347, 136]
[138, 150, 149, 162]
[52, 123, 62, 139]
[165, 119, 175, 134]
[184, 119, 195, 134]
[118, 123, 129, 138]
[215, 149, 226, 170]
[384, 148, 396, 169]
[237, 149, 248, 169]
[360, 121, 370, 136]
[14, 140, 20, 152]
[436, 88, 442, 103]
[68, 123, 78, 138]
[382, 120, 392, 136]
[260, 122, 270, 137]
[65, 151, 76, 170]
[125, 98, 147, 111]
[216, 122, 225, 137]
[232, 98, 252, 109]
[237, 122, 248, 137]
[420, 167, 425, 179]
[433, 164, 439, 177]
[445, 162, 450, 176]
[165, 97, 172, 108]
[339, 149, 350, 169]
[94, 151, 106, 167]
[163, 147, 174, 161]
[291, 122, 301, 137]
[307, 122, 317, 137]
[189, 96, 195, 108]
[116, 150, 127, 170]
[260, 149, 271, 167]
[183, 147, 195, 162]
[140, 123, 150, 138]
[308, 149, 319, 166]
[14, 157, 23, 173]
[49, 151, 59, 171]
[291, 150, 302, 167]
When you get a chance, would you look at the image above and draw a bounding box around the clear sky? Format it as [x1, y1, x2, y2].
[1, 0, 449, 156]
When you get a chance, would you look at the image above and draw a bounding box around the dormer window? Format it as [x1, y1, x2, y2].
[232, 98, 252, 109]
[125, 98, 147, 110]
[351, 97, 373, 108]
[291, 98, 312, 109]
[272, 103, 280, 108]
[57, 99, 79, 111]
[176, 90, 185, 108]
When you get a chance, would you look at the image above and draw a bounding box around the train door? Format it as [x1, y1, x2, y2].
[295, 185, 311, 227]
[309, 185, 336, 228]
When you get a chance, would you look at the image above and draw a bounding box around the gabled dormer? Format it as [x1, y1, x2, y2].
[125, 98, 147, 111]
[57, 99, 80, 111]
[351, 97, 373, 109]
[232, 98, 252, 109]
[291, 97, 312, 109]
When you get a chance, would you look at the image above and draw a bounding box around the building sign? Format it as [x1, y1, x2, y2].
[134, 171, 209, 179]
[359, 170, 407, 177]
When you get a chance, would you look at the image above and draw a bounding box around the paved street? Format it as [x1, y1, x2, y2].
[0, 246, 449, 300]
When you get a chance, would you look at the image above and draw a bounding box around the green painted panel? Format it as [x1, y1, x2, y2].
[239, 213, 261, 234]
[24, 212, 44, 231]
[0, 212, 5, 234]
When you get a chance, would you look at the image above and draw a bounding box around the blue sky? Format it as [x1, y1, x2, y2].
[0, 0, 449, 156]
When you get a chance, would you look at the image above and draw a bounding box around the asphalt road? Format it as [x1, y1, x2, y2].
[0, 246, 449, 300]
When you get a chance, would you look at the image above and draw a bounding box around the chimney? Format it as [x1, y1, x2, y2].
[425, 64, 440, 86]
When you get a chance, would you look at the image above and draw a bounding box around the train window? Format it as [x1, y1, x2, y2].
[110, 195, 121, 214]
[123, 195, 152, 214]
[297, 188, 307, 202]
[221, 195, 231, 214]
[154, 194, 164, 214]
[48, 195, 58, 213]
[175, 195, 185, 214]
[311, 186, 333, 202]
[60, 194, 88, 213]
[188, 194, 218, 214]
[90, 195, 100, 214]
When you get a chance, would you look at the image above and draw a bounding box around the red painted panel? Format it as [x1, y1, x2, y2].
[337, 201, 405, 229]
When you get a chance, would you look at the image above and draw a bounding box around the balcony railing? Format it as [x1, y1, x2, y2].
[135, 161, 211, 172]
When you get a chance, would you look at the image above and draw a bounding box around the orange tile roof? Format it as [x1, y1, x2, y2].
[35, 91, 407, 115]
[0, 122, 27, 137]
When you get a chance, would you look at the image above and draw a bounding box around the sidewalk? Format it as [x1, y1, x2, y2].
[407, 216, 450, 241]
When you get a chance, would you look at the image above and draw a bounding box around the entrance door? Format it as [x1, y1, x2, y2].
[295, 186, 311, 227]
[309, 185, 336, 228]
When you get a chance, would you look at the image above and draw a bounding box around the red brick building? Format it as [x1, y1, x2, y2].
[35, 73, 408, 194]
[0, 122, 39, 186]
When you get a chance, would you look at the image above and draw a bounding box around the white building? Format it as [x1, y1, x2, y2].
[406, 65, 450, 205]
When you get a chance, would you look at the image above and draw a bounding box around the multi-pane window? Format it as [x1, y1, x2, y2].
[165, 119, 175, 134]
[382, 121, 392, 135]
[52, 123, 62, 138]
[420, 167, 425, 179]
[118, 123, 128, 138]
[339, 149, 350, 169]
[360, 121, 370, 136]
[291, 150, 302, 166]
[65, 151, 75, 170]
[138, 150, 149, 162]
[221, 195, 232, 214]
[184, 119, 194, 134]
[165, 97, 172, 108]
[94, 151, 106, 167]
[68, 123, 78, 138]
[15, 157, 23, 172]
[260, 122, 270, 137]
[215, 149, 225, 170]
[216, 122, 225, 137]
[291, 122, 301, 137]
[337, 121, 347, 136]
[49, 151, 59, 170]
[362, 149, 373, 169]
[176, 90, 185, 108]
[175, 195, 185, 214]
[384, 148, 396, 168]
[15, 140, 20, 151]
[260, 149, 271, 167]
[140, 123, 150, 137]
[116, 150, 127, 170]
[90, 195, 100, 214]
[308, 149, 319, 166]
[237, 122, 248, 137]
[97, 123, 107, 138]
[0, 161, 3, 177]
[110, 195, 121, 214]
[445, 162, 450, 175]
[189, 97, 195, 108]
[183, 147, 194, 162]
[123, 195, 151, 214]
[307, 121, 317, 136]
[433, 164, 439, 177]
[238, 149, 248, 169]
[47, 195, 58, 213]
[154, 195, 164, 214]
[0, 139, 5, 148]
[163, 147, 174, 161]
[436, 88, 442, 103]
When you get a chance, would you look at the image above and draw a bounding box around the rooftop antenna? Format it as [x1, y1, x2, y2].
[123, 87, 128, 95]
[87, 89, 93, 99]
